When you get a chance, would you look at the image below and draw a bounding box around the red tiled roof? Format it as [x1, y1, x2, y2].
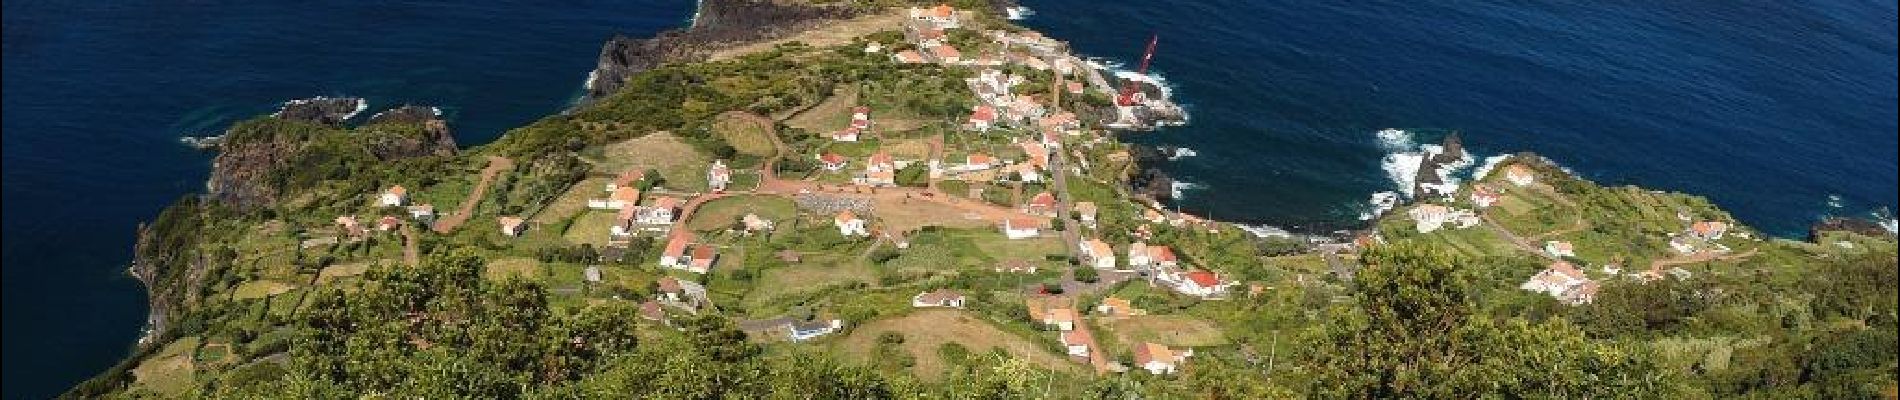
[969, 105, 997, 122]
[662, 231, 693, 258]
[386, 185, 407, 196]
[1150, 246, 1177, 262]
[657, 276, 682, 293]
[1186, 270, 1220, 287]
[1028, 192, 1056, 208]
[931, 45, 961, 59]
[653, 196, 682, 209]
[821, 153, 847, 164]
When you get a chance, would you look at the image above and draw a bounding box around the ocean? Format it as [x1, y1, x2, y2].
[1017, 0, 1898, 236]
[2, 1, 1894, 397]
[1, 1, 688, 397]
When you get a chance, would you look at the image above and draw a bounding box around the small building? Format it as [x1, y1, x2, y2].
[1409, 204, 1452, 233]
[1074, 202, 1098, 227]
[1520, 261, 1597, 305]
[1470, 185, 1501, 208]
[1059, 327, 1094, 358]
[686, 244, 718, 274]
[967, 105, 997, 131]
[591, 187, 641, 210]
[583, 266, 601, 283]
[1545, 240, 1576, 258]
[908, 4, 959, 29]
[1080, 239, 1116, 270]
[376, 216, 401, 232]
[835, 210, 869, 237]
[833, 126, 861, 142]
[929, 44, 962, 64]
[1505, 164, 1536, 186]
[1043, 307, 1078, 331]
[963, 153, 996, 170]
[1133, 342, 1192, 375]
[498, 216, 526, 237]
[658, 231, 693, 268]
[1157, 268, 1232, 299]
[1690, 221, 1729, 240]
[1023, 192, 1058, 217]
[611, 207, 638, 237]
[639, 300, 666, 322]
[995, 259, 1037, 274]
[707, 160, 731, 192]
[380, 185, 407, 207]
[636, 197, 682, 225]
[787, 319, 843, 342]
[1002, 217, 1041, 239]
[657, 276, 711, 308]
[406, 204, 436, 222]
[606, 169, 646, 192]
[819, 153, 849, 171]
[911, 289, 966, 308]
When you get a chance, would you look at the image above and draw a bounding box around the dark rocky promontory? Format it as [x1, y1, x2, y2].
[583, 0, 857, 100]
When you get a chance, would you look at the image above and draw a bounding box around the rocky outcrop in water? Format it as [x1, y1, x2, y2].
[1127, 144, 1175, 201]
[274, 96, 366, 125]
[1810, 217, 1895, 242]
[583, 0, 856, 100]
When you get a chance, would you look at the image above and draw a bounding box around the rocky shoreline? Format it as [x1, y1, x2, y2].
[581, 0, 858, 101]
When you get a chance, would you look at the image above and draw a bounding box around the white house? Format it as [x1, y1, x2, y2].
[967, 105, 996, 131]
[380, 185, 407, 207]
[787, 319, 843, 342]
[1470, 185, 1501, 208]
[911, 289, 966, 308]
[1690, 221, 1729, 240]
[1002, 217, 1041, 239]
[835, 210, 869, 237]
[741, 213, 774, 233]
[498, 216, 526, 237]
[636, 197, 682, 225]
[833, 126, 861, 142]
[1133, 343, 1192, 375]
[1023, 192, 1058, 217]
[610, 207, 638, 237]
[589, 187, 640, 210]
[1075, 202, 1098, 228]
[819, 153, 848, 171]
[1080, 239, 1116, 270]
[1060, 328, 1094, 358]
[907, 4, 959, 29]
[1519, 261, 1597, 305]
[1505, 164, 1536, 186]
[1545, 240, 1576, 258]
[1128, 243, 1178, 269]
[1157, 268, 1231, 299]
[406, 204, 436, 222]
[1409, 204, 1453, 233]
[707, 160, 731, 192]
[658, 231, 693, 268]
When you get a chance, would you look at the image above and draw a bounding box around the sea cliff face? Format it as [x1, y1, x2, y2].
[583, 0, 856, 100]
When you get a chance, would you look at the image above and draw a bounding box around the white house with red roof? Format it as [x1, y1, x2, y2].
[1520, 261, 1597, 305]
[911, 289, 966, 308]
[950, 153, 996, 173]
[590, 187, 642, 210]
[1060, 326, 1095, 358]
[856, 151, 898, 187]
[928, 44, 961, 64]
[1128, 243, 1179, 269]
[835, 210, 869, 237]
[1157, 268, 1232, 299]
[1689, 221, 1729, 240]
[967, 105, 997, 131]
[636, 197, 682, 225]
[1470, 185, 1501, 208]
[1080, 239, 1116, 270]
[707, 160, 731, 191]
[611, 207, 639, 237]
[819, 153, 848, 171]
[380, 185, 408, 207]
[658, 230, 694, 268]
[1074, 202, 1098, 228]
[908, 4, 959, 30]
[1002, 217, 1041, 239]
[684, 244, 718, 274]
[376, 216, 401, 232]
[1133, 342, 1192, 375]
[1023, 191, 1058, 217]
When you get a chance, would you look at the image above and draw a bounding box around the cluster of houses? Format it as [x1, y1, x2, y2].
[891, 5, 964, 64]
[333, 185, 437, 239]
[1519, 261, 1599, 305]
[1023, 295, 1192, 374]
[658, 230, 719, 274]
[832, 106, 873, 142]
[1076, 238, 1234, 299]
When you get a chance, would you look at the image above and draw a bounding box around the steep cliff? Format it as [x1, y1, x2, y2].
[583, 0, 856, 100]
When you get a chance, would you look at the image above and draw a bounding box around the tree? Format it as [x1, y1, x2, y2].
[1305, 242, 1681, 398]
[1074, 266, 1099, 283]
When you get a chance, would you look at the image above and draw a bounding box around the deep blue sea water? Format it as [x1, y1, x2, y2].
[2, 1, 687, 397]
[3, 1, 1895, 398]
[1020, 0, 1897, 235]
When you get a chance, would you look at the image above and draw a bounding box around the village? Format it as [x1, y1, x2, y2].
[135, 4, 1891, 395]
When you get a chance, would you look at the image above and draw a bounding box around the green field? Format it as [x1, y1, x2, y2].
[713, 112, 778, 156]
[685, 195, 797, 232]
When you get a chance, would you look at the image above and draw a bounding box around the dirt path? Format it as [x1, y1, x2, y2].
[432, 156, 514, 234]
[1482, 215, 1558, 261]
[400, 223, 420, 266]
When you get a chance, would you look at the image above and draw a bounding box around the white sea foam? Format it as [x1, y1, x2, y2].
[341, 98, 369, 120]
[1826, 194, 1844, 209]
[1004, 6, 1034, 20]
[1170, 181, 1201, 200]
[1380, 151, 1426, 198]
[1470, 154, 1512, 182]
[1168, 147, 1198, 160]
[1882, 219, 1898, 234]
[1237, 224, 1294, 238]
[1359, 191, 1402, 220]
[1375, 128, 1413, 151]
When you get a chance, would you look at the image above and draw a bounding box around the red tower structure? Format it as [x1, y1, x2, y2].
[1116, 34, 1160, 107]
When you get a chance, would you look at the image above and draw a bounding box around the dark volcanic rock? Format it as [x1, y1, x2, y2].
[1810, 217, 1894, 242]
[274, 96, 365, 125]
[208, 103, 456, 210]
[584, 0, 856, 100]
[1433, 131, 1465, 164]
[1127, 145, 1175, 201]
